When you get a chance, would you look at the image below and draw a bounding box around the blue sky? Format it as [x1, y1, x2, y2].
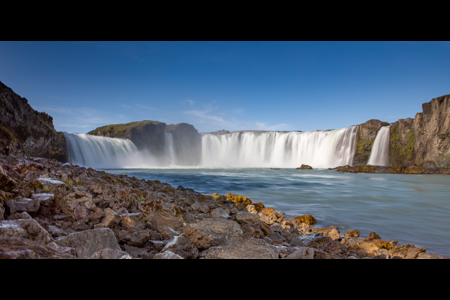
[1, 41, 449, 134]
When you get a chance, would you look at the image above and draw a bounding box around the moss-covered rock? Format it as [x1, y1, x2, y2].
[353, 119, 389, 165]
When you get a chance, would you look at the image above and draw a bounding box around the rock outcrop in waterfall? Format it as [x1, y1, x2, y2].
[0, 81, 67, 161]
[87, 120, 202, 166]
[352, 119, 390, 165]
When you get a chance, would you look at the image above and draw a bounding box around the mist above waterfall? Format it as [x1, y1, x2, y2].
[65, 126, 359, 169]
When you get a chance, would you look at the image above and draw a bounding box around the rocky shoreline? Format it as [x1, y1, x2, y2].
[0, 154, 445, 259]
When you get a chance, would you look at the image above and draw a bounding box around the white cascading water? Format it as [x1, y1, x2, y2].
[63, 132, 144, 168]
[367, 126, 390, 166]
[201, 126, 358, 168]
[64, 126, 359, 169]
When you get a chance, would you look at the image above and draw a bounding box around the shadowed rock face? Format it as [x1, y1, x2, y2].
[388, 94, 450, 168]
[0, 81, 68, 161]
[87, 121, 202, 166]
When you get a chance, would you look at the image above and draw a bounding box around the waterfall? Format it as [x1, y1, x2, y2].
[367, 126, 390, 166]
[201, 126, 358, 168]
[63, 132, 144, 168]
[164, 131, 177, 166]
[64, 126, 359, 169]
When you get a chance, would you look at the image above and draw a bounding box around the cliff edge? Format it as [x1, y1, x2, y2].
[0, 81, 68, 162]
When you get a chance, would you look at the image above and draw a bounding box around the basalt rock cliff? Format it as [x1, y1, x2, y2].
[87, 121, 202, 166]
[0, 81, 68, 162]
[389, 94, 450, 170]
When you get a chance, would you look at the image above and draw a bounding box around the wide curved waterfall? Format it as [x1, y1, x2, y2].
[201, 126, 358, 168]
[367, 126, 390, 166]
[63, 133, 144, 168]
[64, 126, 359, 169]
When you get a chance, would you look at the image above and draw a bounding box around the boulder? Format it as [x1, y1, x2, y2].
[0, 236, 76, 259]
[317, 226, 340, 240]
[285, 247, 316, 259]
[204, 238, 278, 259]
[0, 218, 54, 244]
[55, 191, 97, 221]
[117, 229, 152, 247]
[294, 214, 317, 225]
[120, 212, 146, 229]
[89, 248, 132, 259]
[0, 165, 16, 192]
[210, 207, 229, 218]
[235, 211, 260, 224]
[182, 217, 243, 250]
[344, 229, 360, 237]
[101, 208, 121, 228]
[140, 199, 184, 238]
[55, 227, 121, 258]
[153, 250, 184, 259]
[296, 164, 313, 170]
[4, 198, 41, 214]
[161, 235, 199, 259]
[258, 207, 284, 225]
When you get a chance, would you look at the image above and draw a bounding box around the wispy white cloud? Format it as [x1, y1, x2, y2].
[184, 103, 233, 128]
[187, 99, 194, 105]
[254, 121, 290, 131]
[137, 104, 157, 110]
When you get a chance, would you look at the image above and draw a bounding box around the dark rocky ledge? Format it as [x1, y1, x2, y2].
[331, 164, 450, 174]
[0, 154, 445, 259]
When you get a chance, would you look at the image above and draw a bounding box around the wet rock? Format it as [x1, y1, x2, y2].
[204, 238, 278, 259]
[258, 207, 284, 225]
[55, 227, 121, 258]
[344, 229, 360, 237]
[357, 239, 391, 254]
[294, 214, 317, 225]
[317, 226, 340, 240]
[182, 217, 243, 250]
[296, 164, 313, 170]
[368, 231, 381, 240]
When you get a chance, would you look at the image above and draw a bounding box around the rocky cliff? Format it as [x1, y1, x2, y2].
[388, 94, 450, 170]
[0, 81, 68, 162]
[87, 120, 202, 166]
[353, 119, 390, 165]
